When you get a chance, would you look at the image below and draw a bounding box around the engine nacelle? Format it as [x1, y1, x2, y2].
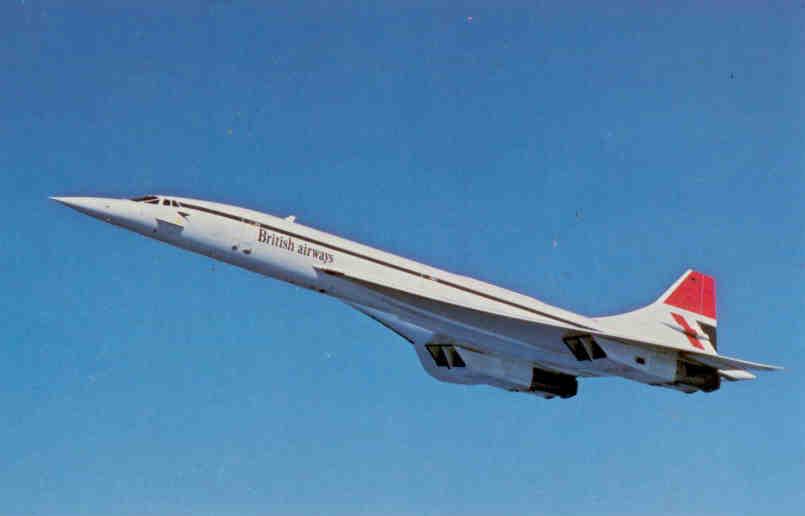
[528, 367, 578, 398]
[675, 361, 721, 393]
[417, 344, 579, 399]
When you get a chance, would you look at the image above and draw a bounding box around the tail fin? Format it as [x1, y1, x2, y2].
[657, 269, 717, 321]
[656, 270, 717, 351]
[597, 270, 781, 375]
[598, 270, 718, 353]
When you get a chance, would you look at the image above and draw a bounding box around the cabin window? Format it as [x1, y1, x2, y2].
[162, 199, 170, 206]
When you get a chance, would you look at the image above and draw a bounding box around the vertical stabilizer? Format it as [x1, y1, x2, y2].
[659, 270, 718, 351]
[660, 270, 717, 320]
[597, 270, 718, 354]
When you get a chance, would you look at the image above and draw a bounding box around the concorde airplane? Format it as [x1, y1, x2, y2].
[51, 195, 781, 398]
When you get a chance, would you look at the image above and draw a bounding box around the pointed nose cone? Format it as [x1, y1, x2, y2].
[50, 196, 88, 209]
[50, 196, 109, 218]
[49, 196, 74, 205]
[51, 195, 156, 235]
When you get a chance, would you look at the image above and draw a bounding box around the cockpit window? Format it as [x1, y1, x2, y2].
[131, 195, 158, 203]
[132, 195, 180, 206]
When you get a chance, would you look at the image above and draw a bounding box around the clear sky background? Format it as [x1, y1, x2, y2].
[2, 3, 803, 515]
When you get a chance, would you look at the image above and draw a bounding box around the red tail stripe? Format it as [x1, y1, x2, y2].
[671, 313, 705, 350]
[665, 271, 717, 319]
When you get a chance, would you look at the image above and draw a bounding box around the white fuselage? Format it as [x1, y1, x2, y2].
[57, 194, 770, 397]
[157, 196, 602, 377]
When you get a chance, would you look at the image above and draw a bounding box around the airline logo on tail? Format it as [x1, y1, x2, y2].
[671, 312, 706, 350]
[664, 271, 716, 319]
[664, 271, 717, 352]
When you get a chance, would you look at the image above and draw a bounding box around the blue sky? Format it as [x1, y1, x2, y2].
[2, 3, 803, 515]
